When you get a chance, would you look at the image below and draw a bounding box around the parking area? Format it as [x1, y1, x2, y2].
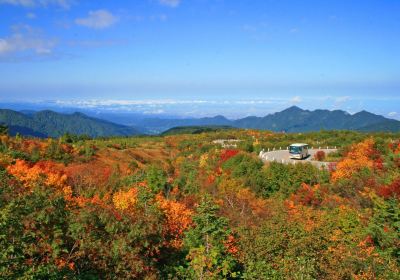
[259, 148, 337, 168]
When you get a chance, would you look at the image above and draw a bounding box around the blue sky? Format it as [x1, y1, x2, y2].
[0, 0, 399, 118]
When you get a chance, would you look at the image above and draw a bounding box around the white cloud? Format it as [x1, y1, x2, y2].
[54, 99, 210, 107]
[0, 25, 56, 58]
[332, 96, 351, 109]
[0, 0, 73, 8]
[159, 0, 180, 7]
[143, 109, 165, 115]
[388, 112, 397, 117]
[75, 10, 118, 29]
[290, 96, 302, 104]
[26, 12, 36, 19]
[335, 96, 351, 104]
[52, 99, 289, 107]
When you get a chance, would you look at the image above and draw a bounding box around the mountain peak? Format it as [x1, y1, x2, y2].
[358, 110, 372, 114]
[353, 110, 378, 117]
[212, 115, 229, 120]
[282, 106, 304, 113]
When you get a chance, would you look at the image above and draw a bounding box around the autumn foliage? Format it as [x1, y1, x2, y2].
[377, 178, 400, 199]
[1, 131, 399, 279]
[219, 149, 239, 162]
[314, 150, 326, 161]
[290, 183, 324, 207]
[6, 159, 72, 198]
[112, 187, 139, 210]
[331, 138, 381, 181]
[156, 192, 193, 248]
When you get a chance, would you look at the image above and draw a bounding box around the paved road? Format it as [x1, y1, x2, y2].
[259, 149, 337, 168]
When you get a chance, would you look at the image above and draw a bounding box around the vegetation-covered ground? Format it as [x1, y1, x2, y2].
[161, 125, 234, 136]
[0, 127, 399, 279]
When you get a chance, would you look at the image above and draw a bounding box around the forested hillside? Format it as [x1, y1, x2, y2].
[0, 109, 139, 137]
[0, 128, 399, 279]
[161, 125, 233, 136]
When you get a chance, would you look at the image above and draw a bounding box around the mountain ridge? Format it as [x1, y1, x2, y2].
[135, 106, 400, 133]
[1, 106, 399, 137]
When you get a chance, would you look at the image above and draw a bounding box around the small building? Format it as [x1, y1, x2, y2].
[212, 139, 241, 148]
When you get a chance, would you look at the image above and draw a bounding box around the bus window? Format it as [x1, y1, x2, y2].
[289, 146, 301, 154]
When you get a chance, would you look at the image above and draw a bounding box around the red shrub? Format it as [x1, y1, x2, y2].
[328, 162, 337, 172]
[220, 149, 239, 162]
[389, 141, 400, 154]
[373, 158, 384, 171]
[290, 183, 323, 207]
[207, 174, 216, 184]
[314, 151, 326, 161]
[394, 157, 400, 168]
[377, 178, 400, 199]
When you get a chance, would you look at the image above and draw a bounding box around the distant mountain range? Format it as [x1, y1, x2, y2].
[0, 106, 399, 137]
[135, 106, 400, 133]
[0, 109, 139, 137]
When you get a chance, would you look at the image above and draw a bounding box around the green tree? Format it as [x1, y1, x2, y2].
[146, 165, 171, 195]
[45, 139, 72, 163]
[222, 153, 269, 196]
[0, 173, 74, 279]
[67, 198, 164, 279]
[261, 162, 329, 198]
[175, 159, 200, 194]
[368, 196, 400, 265]
[177, 195, 240, 279]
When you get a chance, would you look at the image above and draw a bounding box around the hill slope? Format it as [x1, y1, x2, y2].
[136, 115, 232, 134]
[0, 109, 139, 137]
[358, 119, 400, 132]
[161, 125, 234, 136]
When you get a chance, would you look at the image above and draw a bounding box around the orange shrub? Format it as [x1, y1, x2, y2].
[6, 159, 72, 198]
[331, 138, 380, 182]
[113, 187, 139, 210]
[156, 193, 193, 248]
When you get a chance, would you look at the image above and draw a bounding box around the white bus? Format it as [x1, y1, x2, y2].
[289, 143, 309, 159]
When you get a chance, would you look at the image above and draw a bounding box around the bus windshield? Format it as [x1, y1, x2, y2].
[289, 146, 302, 154]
